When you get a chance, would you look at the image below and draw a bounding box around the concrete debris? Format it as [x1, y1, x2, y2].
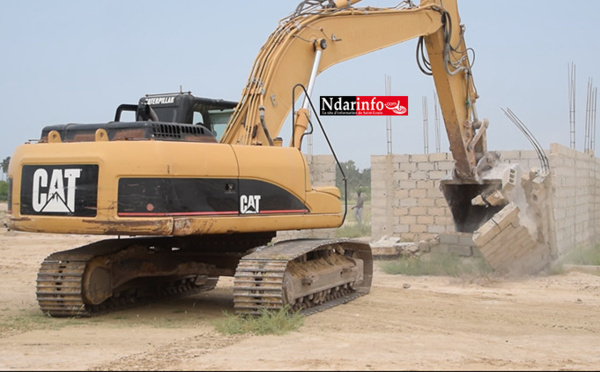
[471, 190, 507, 207]
[472, 164, 518, 207]
[370, 233, 475, 259]
[472, 202, 550, 276]
[370, 236, 418, 258]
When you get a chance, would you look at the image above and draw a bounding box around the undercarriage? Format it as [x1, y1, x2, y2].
[35, 234, 373, 317]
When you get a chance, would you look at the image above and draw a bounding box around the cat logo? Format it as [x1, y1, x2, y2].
[240, 194, 261, 214]
[32, 168, 82, 213]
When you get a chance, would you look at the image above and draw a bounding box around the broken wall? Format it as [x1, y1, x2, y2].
[370, 151, 542, 241]
[370, 143, 600, 264]
[281, 143, 600, 269]
[547, 144, 600, 256]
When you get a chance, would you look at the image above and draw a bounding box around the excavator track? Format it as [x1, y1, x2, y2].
[36, 233, 274, 317]
[37, 256, 89, 317]
[233, 238, 373, 316]
[37, 255, 218, 317]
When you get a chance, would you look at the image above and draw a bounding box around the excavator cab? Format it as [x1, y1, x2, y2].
[39, 92, 238, 144]
[116, 92, 237, 129]
[134, 93, 237, 129]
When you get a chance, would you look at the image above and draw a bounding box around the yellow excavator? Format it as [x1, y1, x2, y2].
[7, 0, 505, 316]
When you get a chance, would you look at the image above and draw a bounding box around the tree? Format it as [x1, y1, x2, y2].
[0, 181, 7, 201]
[335, 160, 371, 199]
[1, 157, 9, 181]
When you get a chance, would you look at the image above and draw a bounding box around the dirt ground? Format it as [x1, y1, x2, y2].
[1, 211, 600, 370]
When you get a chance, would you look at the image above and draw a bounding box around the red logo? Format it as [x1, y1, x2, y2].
[320, 96, 408, 116]
[356, 96, 408, 116]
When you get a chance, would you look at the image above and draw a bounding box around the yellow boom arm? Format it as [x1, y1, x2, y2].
[220, 0, 485, 180]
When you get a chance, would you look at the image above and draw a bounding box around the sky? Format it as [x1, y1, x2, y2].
[1, 0, 599, 171]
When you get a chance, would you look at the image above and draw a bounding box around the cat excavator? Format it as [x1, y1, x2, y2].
[7, 0, 510, 317]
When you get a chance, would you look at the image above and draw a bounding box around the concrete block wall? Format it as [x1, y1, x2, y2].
[284, 143, 600, 263]
[494, 149, 543, 173]
[472, 202, 551, 275]
[304, 154, 336, 187]
[370, 143, 600, 261]
[547, 144, 600, 256]
[371, 150, 545, 242]
[370, 153, 456, 242]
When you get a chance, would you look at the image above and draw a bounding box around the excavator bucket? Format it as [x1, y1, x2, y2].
[440, 162, 553, 275]
[440, 163, 518, 233]
[440, 179, 505, 233]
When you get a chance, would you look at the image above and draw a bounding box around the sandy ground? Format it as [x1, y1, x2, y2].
[1, 211, 600, 370]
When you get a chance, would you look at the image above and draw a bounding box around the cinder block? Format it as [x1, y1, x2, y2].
[409, 189, 427, 198]
[399, 215, 416, 225]
[411, 171, 429, 180]
[399, 197, 417, 207]
[418, 198, 434, 207]
[434, 198, 450, 207]
[399, 180, 417, 189]
[434, 215, 453, 225]
[428, 152, 449, 162]
[394, 189, 409, 198]
[472, 221, 501, 246]
[439, 233, 459, 245]
[485, 190, 508, 206]
[417, 162, 435, 171]
[394, 172, 410, 181]
[501, 150, 521, 161]
[411, 154, 429, 162]
[393, 207, 410, 216]
[437, 162, 456, 171]
[396, 224, 409, 233]
[417, 215, 435, 224]
[409, 224, 427, 233]
[399, 162, 417, 171]
[417, 180, 436, 189]
[427, 225, 447, 234]
[430, 170, 450, 180]
[394, 154, 410, 163]
[427, 188, 444, 198]
[490, 203, 520, 230]
[457, 233, 475, 246]
[409, 206, 427, 215]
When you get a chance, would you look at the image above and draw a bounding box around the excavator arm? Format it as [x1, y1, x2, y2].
[221, 0, 485, 181]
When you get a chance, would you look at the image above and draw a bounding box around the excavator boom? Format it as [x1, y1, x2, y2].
[222, 0, 484, 181]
